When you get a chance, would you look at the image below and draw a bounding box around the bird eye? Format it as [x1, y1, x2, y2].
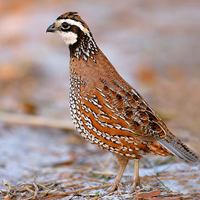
[61, 22, 69, 29]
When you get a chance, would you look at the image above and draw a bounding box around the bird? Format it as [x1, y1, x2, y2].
[46, 12, 199, 192]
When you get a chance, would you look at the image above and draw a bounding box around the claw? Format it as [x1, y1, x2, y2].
[107, 182, 119, 193]
[132, 179, 142, 192]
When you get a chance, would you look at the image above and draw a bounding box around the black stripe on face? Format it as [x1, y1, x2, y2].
[61, 25, 83, 36]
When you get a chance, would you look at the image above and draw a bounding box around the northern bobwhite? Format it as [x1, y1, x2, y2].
[46, 12, 199, 192]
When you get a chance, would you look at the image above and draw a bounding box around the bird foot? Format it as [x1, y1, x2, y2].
[107, 180, 143, 193]
[131, 179, 142, 192]
[107, 182, 119, 193]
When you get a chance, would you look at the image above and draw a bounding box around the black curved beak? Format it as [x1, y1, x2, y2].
[46, 23, 58, 33]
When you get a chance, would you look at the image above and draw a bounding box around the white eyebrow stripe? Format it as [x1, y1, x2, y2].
[58, 19, 89, 34]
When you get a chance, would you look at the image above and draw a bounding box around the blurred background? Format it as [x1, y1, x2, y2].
[0, 0, 200, 190]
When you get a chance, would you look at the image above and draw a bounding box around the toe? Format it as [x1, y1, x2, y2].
[107, 183, 118, 193]
[131, 181, 143, 192]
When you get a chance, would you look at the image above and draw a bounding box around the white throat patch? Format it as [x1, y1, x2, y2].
[57, 31, 78, 45]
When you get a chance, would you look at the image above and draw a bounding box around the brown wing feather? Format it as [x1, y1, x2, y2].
[96, 79, 199, 162]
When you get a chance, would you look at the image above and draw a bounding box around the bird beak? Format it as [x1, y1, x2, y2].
[46, 23, 58, 33]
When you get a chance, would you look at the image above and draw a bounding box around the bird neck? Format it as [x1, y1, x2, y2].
[69, 32, 99, 63]
[68, 33, 123, 88]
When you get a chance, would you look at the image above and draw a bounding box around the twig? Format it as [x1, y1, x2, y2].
[37, 180, 133, 199]
[153, 175, 171, 193]
[1, 181, 60, 199]
[91, 191, 115, 200]
[72, 169, 132, 177]
[0, 112, 74, 130]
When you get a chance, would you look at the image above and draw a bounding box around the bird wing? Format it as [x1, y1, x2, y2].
[94, 79, 199, 162]
[117, 88, 168, 140]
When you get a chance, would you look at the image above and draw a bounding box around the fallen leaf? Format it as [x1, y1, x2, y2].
[135, 190, 161, 199]
[152, 197, 180, 200]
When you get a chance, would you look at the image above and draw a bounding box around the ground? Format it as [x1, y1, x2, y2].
[0, 0, 200, 199]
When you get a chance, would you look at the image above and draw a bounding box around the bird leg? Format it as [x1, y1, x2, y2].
[107, 156, 128, 192]
[132, 159, 142, 191]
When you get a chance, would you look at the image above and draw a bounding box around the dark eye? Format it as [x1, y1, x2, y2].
[61, 22, 69, 29]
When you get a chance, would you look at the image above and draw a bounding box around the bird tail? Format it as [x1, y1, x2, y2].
[158, 136, 199, 162]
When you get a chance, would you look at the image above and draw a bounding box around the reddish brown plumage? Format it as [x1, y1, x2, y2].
[47, 12, 199, 191]
[69, 47, 174, 159]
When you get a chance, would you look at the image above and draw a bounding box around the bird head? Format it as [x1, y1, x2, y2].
[46, 12, 91, 46]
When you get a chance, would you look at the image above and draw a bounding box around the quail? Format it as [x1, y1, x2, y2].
[46, 12, 199, 192]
